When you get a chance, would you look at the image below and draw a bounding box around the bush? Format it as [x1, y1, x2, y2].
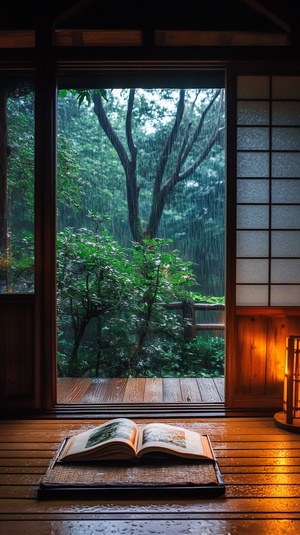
[56, 226, 202, 377]
[180, 336, 225, 377]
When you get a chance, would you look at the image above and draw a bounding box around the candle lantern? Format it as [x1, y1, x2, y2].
[274, 335, 300, 432]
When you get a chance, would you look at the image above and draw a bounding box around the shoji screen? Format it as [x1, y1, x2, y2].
[236, 76, 300, 306]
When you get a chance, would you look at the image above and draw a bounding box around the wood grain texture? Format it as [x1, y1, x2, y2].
[57, 377, 225, 404]
[1, 416, 300, 533]
[229, 314, 300, 410]
[143, 378, 163, 403]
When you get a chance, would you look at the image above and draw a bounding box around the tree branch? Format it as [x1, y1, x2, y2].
[93, 90, 142, 242]
[126, 89, 137, 162]
[181, 89, 222, 166]
[178, 90, 224, 181]
[92, 91, 130, 172]
[172, 90, 201, 178]
[153, 89, 185, 197]
[146, 90, 224, 237]
[147, 90, 185, 237]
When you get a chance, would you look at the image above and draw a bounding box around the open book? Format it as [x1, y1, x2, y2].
[58, 418, 214, 463]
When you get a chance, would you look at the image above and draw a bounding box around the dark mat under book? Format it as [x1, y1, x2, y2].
[38, 440, 226, 499]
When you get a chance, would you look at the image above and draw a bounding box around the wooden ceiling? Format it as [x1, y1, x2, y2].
[0, 0, 299, 53]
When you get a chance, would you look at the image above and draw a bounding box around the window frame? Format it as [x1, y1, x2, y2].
[52, 66, 227, 416]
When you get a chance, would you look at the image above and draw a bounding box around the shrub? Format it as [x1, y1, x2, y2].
[180, 336, 225, 377]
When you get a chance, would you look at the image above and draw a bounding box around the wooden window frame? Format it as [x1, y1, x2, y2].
[52, 64, 227, 417]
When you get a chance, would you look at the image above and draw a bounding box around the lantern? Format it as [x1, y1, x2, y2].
[274, 336, 300, 432]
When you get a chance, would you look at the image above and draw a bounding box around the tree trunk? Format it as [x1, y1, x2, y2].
[69, 316, 90, 376]
[182, 300, 197, 341]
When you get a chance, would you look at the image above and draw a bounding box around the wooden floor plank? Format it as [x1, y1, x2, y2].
[123, 377, 146, 402]
[0, 467, 46, 474]
[214, 377, 225, 399]
[143, 378, 163, 402]
[56, 378, 75, 402]
[2, 496, 300, 515]
[179, 377, 202, 402]
[196, 377, 223, 402]
[1, 519, 300, 535]
[79, 379, 112, 403]
[56, 378, 92, 403]
[162, 378, 183, 402]
[1, 415, 300, 532]
[100, 378, 127, 402]
[3, 519, 300, 535]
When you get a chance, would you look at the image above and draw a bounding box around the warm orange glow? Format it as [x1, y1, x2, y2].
[283, 336, 300, 421]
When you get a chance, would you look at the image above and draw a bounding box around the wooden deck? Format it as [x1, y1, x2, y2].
[1, 416, 300, 533]
[57, 377, 225, 404]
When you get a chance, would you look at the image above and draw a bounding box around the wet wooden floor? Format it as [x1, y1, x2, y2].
[1, 416, 300, 533]
[57, 376, 225, 403]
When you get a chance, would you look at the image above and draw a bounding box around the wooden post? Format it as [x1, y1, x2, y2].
[286, 336, 295, 425]
[182, 300, 196, 341]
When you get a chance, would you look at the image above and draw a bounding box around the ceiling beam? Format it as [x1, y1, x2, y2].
[155, 30, 289, 47]
[54, 0, 99, 25]
[239, 0, 291, 33]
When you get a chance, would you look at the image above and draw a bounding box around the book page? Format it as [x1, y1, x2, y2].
[59, 418, 138, 461]
[136, 422, 213, 460]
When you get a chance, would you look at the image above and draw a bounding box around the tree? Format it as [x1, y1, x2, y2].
[57, 223, 198, 377]
[57, 222, 134, 376]
[92, 88, 225, 243]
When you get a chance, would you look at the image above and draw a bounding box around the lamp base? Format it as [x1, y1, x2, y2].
[274, 411, 300, 433]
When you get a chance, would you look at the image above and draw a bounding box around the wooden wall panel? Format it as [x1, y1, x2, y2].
[228, 313, 300, 410]
[235, 316, 268, 397]
[0, 296, 36, 409]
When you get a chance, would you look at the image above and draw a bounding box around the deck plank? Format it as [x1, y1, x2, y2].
[79, 379, 112, 403]
[57, 377, 225, 403]
[123, 377, 146, 402]
[143, 378, 163, 402]
[179, 377, 202, 402]
[196, 377, 223, 402]
[99, 378, 127, 402]
[56, 378, 92, 403]
[162, 378, 183, 402]
[214, 377, 225, 399]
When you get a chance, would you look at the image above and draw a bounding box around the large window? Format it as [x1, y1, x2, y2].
[56, 86, 226, 391]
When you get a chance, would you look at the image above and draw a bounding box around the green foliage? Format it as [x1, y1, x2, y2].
[8, 94, 84, 217]
[3, 231, 34, 293]
[57, 223, 134, 376]
[131, 238, 198, 302]
[180, 336, 225, 377]
[57, 135, 85, 210]
[57, 224, 201, 377]
[59, 89, 107, 106]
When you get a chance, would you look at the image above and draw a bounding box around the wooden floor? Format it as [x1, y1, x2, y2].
[1, 416, 300, 533]
[57, 377, 225, 403]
